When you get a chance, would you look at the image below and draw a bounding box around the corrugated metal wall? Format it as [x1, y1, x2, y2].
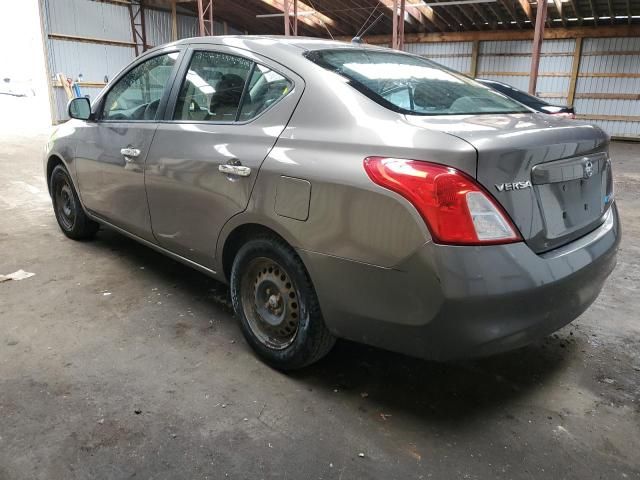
[478, 39, 574, 106]
[576, 37, 640, 137]
[42, 0, 241, 122]
[404, 42, 473, 74]
[404, 37, 640, 139]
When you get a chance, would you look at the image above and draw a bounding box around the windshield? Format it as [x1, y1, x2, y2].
[305, 49, 530, 116]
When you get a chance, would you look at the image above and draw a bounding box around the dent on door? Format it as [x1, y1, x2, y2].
[75, 122, 157, 241]
[144, 89, 303, 268]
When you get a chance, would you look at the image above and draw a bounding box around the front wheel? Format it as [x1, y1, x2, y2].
[50, 165, 99, 240]
[230, 235, 335, 370]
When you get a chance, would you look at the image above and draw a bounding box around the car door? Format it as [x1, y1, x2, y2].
[74, 48, 182, 241]
[144, 45, 304, 268]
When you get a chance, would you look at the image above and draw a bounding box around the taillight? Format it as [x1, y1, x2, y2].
[363, 157, 521, 245]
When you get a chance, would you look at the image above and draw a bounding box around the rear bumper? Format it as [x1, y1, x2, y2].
[299, 204, 620, 361]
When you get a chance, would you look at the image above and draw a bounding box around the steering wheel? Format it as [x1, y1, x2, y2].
[143, 99, 160, 120]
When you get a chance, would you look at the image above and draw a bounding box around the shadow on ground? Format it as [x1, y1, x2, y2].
[88, 227, 575, 425]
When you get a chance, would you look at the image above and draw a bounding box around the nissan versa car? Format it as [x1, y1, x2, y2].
[45, 36, 619, 370]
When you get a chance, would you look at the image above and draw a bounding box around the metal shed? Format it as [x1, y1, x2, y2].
[39, 0, 640, 138]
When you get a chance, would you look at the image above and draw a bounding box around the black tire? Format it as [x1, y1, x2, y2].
[230, 234, 335, 370]
[50, 165, 99, 240]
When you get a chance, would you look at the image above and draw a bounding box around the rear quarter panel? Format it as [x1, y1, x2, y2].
[216, 66, 478, 269]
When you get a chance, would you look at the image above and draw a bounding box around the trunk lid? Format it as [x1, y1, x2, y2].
[405, 113, 613, 253]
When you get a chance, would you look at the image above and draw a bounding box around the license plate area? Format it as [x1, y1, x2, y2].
[532, 153, 611, 240]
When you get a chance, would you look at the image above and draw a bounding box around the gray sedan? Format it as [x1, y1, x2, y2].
[46, 36, 619, 369]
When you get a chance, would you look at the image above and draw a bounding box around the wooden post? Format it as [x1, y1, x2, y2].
[398, 0, 405, 50]
[293, 0, 298, 36]
[57, 73, 74, 100]
[196, 0, 213, 36]
[567, 36, 583, 107]
[391, 0, 406, 50]
[207, 0, 213, 36]
[171, 0, 177, 41]
[470, 39, 480, 77]
[197, 0, 205, 36]
[127, 0, 147, 55]
[284, 0, 290, 36]
[392, 0, 398, 49]
[528, 0, 548, 94]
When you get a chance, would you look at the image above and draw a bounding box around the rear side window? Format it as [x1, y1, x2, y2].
[173, 51, 292, 123]
[305, 49, 529, 116]
[238, 64, 292, 121]
[174, 51, 252, 122]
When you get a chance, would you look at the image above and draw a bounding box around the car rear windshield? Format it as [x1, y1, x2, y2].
[305, 49, 530, 116]
[480, 81, 548, 110]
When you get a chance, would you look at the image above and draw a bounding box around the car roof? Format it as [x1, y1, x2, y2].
[142, 35, 396, 76]
[163, 35, 384, 52]
[477, 79, 508, 87]
[149, 35, 392, 62]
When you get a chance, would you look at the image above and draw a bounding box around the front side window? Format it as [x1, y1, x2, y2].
[305, 49, 529, 116]
[102, 52, 178, 121]
[174, 51, 252, 122]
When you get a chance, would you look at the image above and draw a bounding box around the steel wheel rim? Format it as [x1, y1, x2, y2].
[55, 179, 76, 231]
[240, 257, 300, 350]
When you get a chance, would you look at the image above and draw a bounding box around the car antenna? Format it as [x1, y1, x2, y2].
[352, 9, 384, 44]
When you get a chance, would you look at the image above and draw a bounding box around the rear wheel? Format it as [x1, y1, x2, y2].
[50, 165, 99, 240]
[230, 234, 335, 370]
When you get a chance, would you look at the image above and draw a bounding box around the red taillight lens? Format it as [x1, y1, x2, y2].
[363, 157, 522, 245]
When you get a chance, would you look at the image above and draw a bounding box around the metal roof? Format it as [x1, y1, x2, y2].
[149, 0, 640, 37]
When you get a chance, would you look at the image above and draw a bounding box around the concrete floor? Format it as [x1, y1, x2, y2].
[1, 129, 639, 480]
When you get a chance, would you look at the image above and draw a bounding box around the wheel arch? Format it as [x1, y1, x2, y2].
[221, 222, 294, 282]
[45, 154, 71, 194]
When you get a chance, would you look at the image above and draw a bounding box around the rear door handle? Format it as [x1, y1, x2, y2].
[120, 147, 141, 160]
[219, 164, 252, 177]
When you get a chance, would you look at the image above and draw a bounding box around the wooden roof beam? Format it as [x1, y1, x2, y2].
[608, 0, 615, 24]
[349, 24, 640, 43]
[457, 4, 484, 29]
[218, 2, 291, 34]
[500, 0, 523, 28]
[588, 0, 598, 25]
[379, 0, 426, 32]
[401, 0, 457, 32]
[321, 1, 380, 36]
[405, 0, 449, 32]
[553, 0, 566, 27]
[325, 0, 368, 28]
[442, 5, 476, 30]
[471, 3, 496, 29]
[483, 3, 507, 29]
[258, 0, 349, 35]
[428, 6, 462, 31]
[567, 0, 582, 24]
[517, 0, 534, 24]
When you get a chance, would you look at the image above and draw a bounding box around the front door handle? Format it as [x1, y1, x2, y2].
[219, 164, 252, 177]
[120, 147, 141, 160]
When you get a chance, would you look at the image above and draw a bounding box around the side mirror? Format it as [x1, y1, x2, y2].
[68, 97, 91, 120]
